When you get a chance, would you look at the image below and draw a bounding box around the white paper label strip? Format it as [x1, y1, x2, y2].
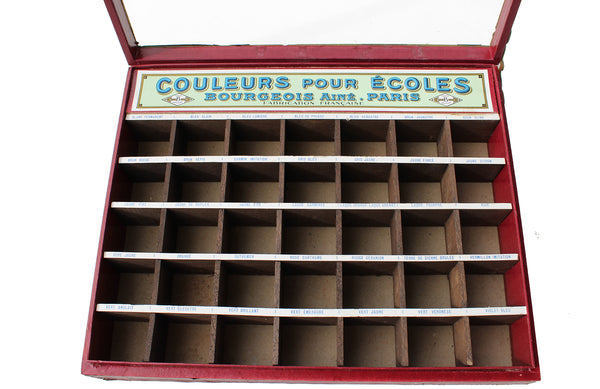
[97, 304, 527, 318]
[105, 251, 518, 263]
[119, 155, 505, 165]
[111, 201, 512, 211]
[126, 112, 501, 121]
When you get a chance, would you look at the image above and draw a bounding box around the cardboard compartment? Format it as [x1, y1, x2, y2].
[344, 318, 399, 367]
[405, 273, 451, 308]
[285, 163, 336, 203]
[462, 226, 501, 254]
[109, 316, 150, 362]
[169, 163, 222, 202]
[222, 209, 278, 254]
[396, 120, 446, 157]
[342, 262, 396, 308]
[341, 210, 395, 255]
[398, 163, 447, 202]
[402, 225, 447, 255]
[163, 209, 219, 253]
[341, 120, 390, 156]
[225, 163, 280, 203]
[153, 316, 213, 363]
[97, 260, 157, 304]
[450, 120, 498, 158]
[219, 317, 274, 365]
[114, 269, 155, 304]
[279, 318, 338, 366]
[105, 209, 162, 252]
[466, 273, 507, 307]
[173, 120, 226, 155]
[119, 120, 172, 157]
[281, 262, 337, 309]
[470, 324, 513, 367]
[113, 164, 167, 202]
[221, 261, 276, 308]
[341, 163, 393, 203]
[230, 120, 281, 155]
[407, 321, 456, 367]
[157, 260, 215, 306]
[282, 210, 336, 255]
[285, 119, 335, 156]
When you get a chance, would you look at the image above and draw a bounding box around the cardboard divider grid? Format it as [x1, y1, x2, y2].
[91, 119, 532, 368]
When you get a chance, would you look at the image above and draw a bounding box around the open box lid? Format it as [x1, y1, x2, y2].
[105, 0, 520, 66]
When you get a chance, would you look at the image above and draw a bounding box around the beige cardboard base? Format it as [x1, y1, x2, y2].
[280, 324, 337, 366]
[408, 325, 456, 367]
[222, 323, 273, 365]
[176, 226, 218, 253]
[110, 320, 149, 362]
[164, 321, 212, 363]
[345, 324, 396, 367]
[282, 275, 337, 308]
[170, 274, 214, 306]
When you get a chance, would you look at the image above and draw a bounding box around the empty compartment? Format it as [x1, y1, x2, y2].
[450, 120, 498, 158]
[466, 273, 507, 307]
[461, 226, 500, 254]
[396, 120, 445, 157]
[405, 273, 451, 308]
[343, 262, 396, 308]
[470, 324, 513, 367]
[222, 261, 275, 308]
[398, 164, 445, 203]
[113, 164, 167, 202]
[282, 210, 336, 255]
[341, 163, 393, 203]
[164, 209, 219, 253]
[279, 318, 337, 366]
[344, 318, 398, 367]
[174, 120, 226, 155]
[284, 162, 336, 203]
[457, 182, 495, 203]
[400, 182, 442, 203]
[342, 210, 395, 255]
[98, 257, 157, 306]
[341, 120, 390, 156]
[408, 322, 456, 367]
[170, 163, 222, 202]
[109, 316, 150, 362]
[222, 209, 278, 254]
[284, 119, 335, 156]
[226, 163, 280, 203]
[231, 120, 281, 155]
[453, 142, 489, 157]
[219, 316, 274, 365]
[402, 226, 447, 255]
[119, 120, 172, 157]
[155, 316, 212, 363]
[281, 262, 337, 309]
[158, 260, 215, 306]
[120, 215, 162, 253]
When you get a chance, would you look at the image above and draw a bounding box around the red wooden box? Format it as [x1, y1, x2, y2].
[82, 0, 540, 383]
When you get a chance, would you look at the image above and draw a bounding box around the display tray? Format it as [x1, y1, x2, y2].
[84, 116, 538, 382]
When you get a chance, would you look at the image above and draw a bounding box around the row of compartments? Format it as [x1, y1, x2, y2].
[118, 119, 500, 158]
[91, 313, 523, 368]
[105, 208, 510, 255]
[115, 161, 502, 204]
[98, 258, 515, 309]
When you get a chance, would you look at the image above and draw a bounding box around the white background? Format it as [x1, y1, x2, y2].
[0, 1, 597, 387]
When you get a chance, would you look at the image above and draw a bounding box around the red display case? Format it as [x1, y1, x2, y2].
[82, 0, 539, 383]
